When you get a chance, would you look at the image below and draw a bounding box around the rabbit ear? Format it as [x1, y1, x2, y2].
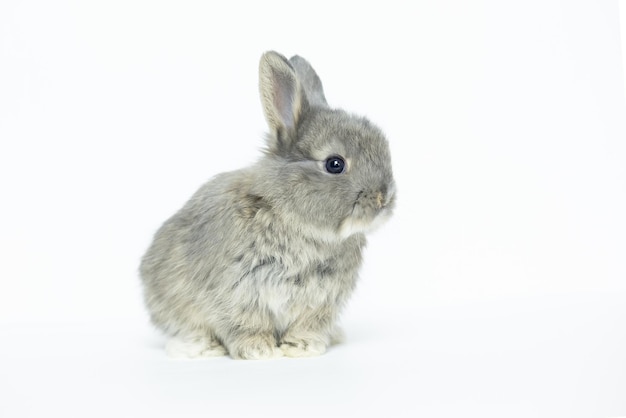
[289, 55, 328, 108]
[259, 51, 305, 150]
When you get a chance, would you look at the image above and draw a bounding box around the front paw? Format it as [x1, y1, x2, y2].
[230, 335, 283, 360]
[279, 337, 327, 358]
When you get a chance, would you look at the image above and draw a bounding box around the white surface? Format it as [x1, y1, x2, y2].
[1, 292, 624, 418]
[1, 1, 625, 417]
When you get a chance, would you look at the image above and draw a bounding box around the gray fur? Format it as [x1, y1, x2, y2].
[289, 55, 328, 107]
[140, 51, 396, 359]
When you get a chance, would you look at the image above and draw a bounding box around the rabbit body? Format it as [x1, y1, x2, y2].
[140, 52, 395, 359]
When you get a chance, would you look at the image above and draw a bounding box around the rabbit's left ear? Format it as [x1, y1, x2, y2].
[259, 51, 305, 151]
[289, 55, 328, 108]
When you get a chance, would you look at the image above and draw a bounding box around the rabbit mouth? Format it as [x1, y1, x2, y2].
[338, 189, 394, 238]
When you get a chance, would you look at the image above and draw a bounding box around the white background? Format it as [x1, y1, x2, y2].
[1, 1, 625, 417]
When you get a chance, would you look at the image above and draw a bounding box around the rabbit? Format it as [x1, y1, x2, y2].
[139, 51, 395, 360]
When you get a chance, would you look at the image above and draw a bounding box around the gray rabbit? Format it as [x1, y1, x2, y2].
[140, 51, 395, 359]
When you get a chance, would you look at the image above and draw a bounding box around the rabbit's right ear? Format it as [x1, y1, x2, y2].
[259, 51, 305, 152]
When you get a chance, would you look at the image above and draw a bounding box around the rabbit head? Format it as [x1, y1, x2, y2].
[256, 51, 395, 240]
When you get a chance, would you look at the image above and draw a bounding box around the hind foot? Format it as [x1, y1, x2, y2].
[165, 335, 227, 359]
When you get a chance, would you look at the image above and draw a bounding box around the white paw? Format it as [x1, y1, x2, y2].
[229, 335, 284, 360]
[238, 346, 284, 360]
[279, 339, 327, 358]
[231, 343, 283, 360]
[165, 336, 226, 359]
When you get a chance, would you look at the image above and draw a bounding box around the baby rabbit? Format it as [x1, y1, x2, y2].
[140, 51, 395, 359]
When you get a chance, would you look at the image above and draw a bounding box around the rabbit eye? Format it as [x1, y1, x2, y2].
[325, 156, 345, 174]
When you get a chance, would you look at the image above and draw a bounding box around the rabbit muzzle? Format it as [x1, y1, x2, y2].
[337, 184, 395, 238]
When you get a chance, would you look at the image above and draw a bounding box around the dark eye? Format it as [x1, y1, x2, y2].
[325, 156, 345, 174]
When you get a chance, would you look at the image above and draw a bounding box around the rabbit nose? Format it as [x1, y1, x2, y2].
[380, 181, 396, 209]
[375, 192, 384, 209]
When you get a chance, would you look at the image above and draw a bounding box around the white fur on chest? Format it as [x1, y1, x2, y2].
[256, 269, 335, 334]
[245, 223, 361, 334]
